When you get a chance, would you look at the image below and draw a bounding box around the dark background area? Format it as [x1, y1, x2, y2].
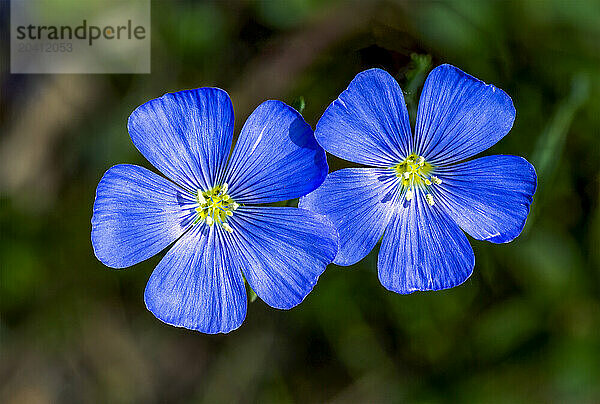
[1, 0, 599, 402]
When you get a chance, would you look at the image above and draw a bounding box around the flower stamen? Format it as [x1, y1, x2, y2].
[392, 153, 442, 207]
[194, 183, 238, 231]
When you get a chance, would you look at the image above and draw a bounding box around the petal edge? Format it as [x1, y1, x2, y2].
[315, 68, 412, 167]
[415, 64, 515, 165]
[378, 191, 475, 294]
[226, 100, 328, 204]
[299, 168, 399, 266]
[91, 164, 195, 269]
[128, 87, 234, 191]
[144, 225, 247, 334]
[226, 207, 338, 310]
[434, 155, 537, 244]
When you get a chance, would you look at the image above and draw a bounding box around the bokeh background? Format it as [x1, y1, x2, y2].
[1, 0, 599, 402]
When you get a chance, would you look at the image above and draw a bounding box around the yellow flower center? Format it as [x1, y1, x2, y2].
[194, 183, 238, 232]
[392, 153, 442, 206]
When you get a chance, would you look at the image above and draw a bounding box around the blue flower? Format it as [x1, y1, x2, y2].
[300, 65, 537, 293]
[92, 88, 338, 333]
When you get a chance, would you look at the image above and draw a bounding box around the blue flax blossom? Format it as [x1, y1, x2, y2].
[300, 64, 537, 293]
[92, 88, 338, 333]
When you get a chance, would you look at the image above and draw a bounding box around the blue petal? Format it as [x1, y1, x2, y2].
[415, 64, 515, 165]
[299, 168, 399, 266]
[225, 207, 337, 309]
[128, 88, 234, 191]
[91, 164, 196, 269]
[225, 100, 327, 204]
[315, 68, 412, 167]
[144, 225, 247, 334]
[434, 155, 537, 244]
[378, 191, 474, 294]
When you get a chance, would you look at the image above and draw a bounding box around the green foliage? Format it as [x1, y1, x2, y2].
[291, 96, 306, 115]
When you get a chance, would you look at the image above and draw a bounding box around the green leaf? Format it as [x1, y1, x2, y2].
[242, 273, 258, 303]
[402, 54, 432, 126]
[248, 286, 258, 303]
[291, 96, 306, 115]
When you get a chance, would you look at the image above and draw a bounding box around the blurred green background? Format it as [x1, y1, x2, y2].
[1, 0, 599, 402]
